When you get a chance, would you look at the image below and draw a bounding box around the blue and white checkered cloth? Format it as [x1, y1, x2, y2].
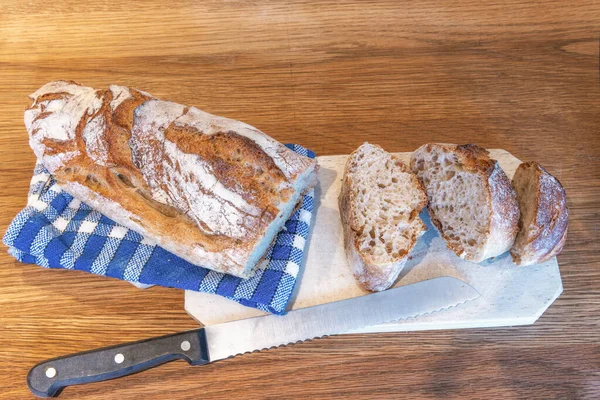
[3, 144, 315, 315]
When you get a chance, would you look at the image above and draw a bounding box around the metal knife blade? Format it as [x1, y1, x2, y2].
[205, 276, 478, 361]
[28, 276, 478, 397]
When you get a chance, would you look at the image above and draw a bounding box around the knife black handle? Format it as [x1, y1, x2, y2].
[27, 329, 209, 398]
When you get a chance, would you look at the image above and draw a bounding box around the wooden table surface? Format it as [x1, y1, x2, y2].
[1, 1, 599, 398]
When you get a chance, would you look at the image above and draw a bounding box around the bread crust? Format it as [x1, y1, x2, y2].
[511, 162, 568, 266]
[339, 143, 427, 292]
[25, 81, 318, 278]
[410, 143, 519, 262]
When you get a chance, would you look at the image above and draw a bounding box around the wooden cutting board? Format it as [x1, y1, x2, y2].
[185, 149, 563, 332]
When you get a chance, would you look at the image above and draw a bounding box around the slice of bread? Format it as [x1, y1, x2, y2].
[410, 143, 519, 262]
[339, 143, 428, 292]
[511, 162, 568, 266]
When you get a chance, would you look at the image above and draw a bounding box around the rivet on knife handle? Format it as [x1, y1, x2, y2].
[27, 329, 209, 398]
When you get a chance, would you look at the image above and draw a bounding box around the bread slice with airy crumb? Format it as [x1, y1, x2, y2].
[511, 162, 568, 266]
[339, 143, 428, 292]
[410, 143, 519, 263]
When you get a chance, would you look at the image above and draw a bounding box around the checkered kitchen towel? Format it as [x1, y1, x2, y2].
[3, 144, 315, 315]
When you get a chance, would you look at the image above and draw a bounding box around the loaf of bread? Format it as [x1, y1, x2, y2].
[25, 81, 319, 278]
[339, 143, 428, 291]
[511, 162, 568, 266]
[410, 143, 519, 262]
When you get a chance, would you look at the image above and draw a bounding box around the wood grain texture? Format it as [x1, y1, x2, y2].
[1, 0, 599, 398]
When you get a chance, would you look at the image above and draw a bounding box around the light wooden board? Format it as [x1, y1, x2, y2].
[185, 149, 563, 331]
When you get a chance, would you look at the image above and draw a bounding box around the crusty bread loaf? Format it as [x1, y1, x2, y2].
[25, 81, 318, 278]
[410, 143, 519, 262]
[510, 162, 568, 266]
[339, 143, 428, 292]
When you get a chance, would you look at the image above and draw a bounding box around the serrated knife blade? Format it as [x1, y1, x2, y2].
[28, 277, 478, 397]
[206, 276, 478, 360]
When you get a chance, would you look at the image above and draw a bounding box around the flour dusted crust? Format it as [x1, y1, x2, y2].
[25, 81, 318, 278]
[410, 143, 520, 262]
[511, 162, 568, 266]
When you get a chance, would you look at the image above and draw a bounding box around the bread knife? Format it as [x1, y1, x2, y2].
[27, 276, 479, 397]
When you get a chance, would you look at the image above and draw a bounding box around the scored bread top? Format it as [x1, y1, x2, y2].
[25, 81, 318, 277]
[511, 162, 568, 265]
[411, 143, 519, 262]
